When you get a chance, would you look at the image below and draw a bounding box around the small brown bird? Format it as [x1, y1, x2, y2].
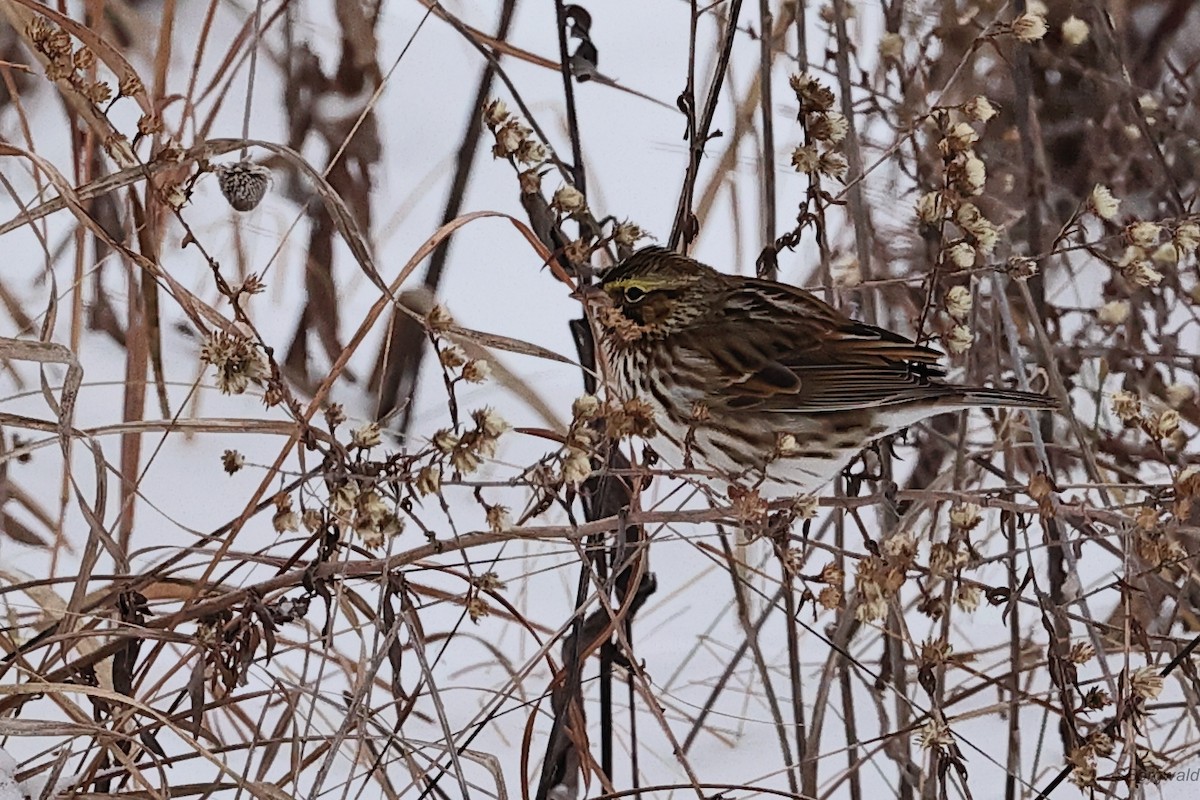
[588, 246, 1056, 497]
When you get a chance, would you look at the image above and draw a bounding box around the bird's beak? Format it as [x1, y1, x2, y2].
[570, 283, 607, 304]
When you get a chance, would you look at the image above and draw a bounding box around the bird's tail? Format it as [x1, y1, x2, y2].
[948, 386, 1059, 410]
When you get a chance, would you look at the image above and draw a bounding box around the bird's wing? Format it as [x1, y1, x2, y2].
[681, 279, 953, 413]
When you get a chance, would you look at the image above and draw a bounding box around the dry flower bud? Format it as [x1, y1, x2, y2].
[439, 344, 467, 369]
[426, 304, 453, 331]
[1127, 221, 1162, 248]
[1111, 390, 1141, 424]
[222, 449, 244, 474]
[809, 111, 849, 144]
[432, 428, 459, 453]
[485, 504, 512, 533]
[200, 331, 268, 395]
[916, 191, 945, 225]
[561, 447, 592, 485]
[462, 359, 491, 383]
[350, 422, 382, 449]
[572, 394, 601, 420]
[945, 242, 975, 269]
[118, 70, 143, 98]
[473, 407, 510, 438]
[944, 286, 972, 319]
[790, 145, 820, 174]
[1097, 300, 1130, 325]
[551, 184, 587, 215]
[960, 154, 986, 194]
[831, 255, 861, 288]
[1174, 222, 1200, 255]
[415, 465, 441, 496]
[1012, 13, 1048, 42]
[878, 32, 903, 61]
[791, 495, 818, 519]
[818, 586, 841, 610]
[1068, 641, 1096, 664]
[451, 446, 482, 473]
[818, 150, 848, 180]
[919, 720, 955, 750]
[492, 119, 528, 157]
[776, 433, 801, 456]
[1125, 260, 1163, 288]
[942, 122, 979, 153]
[955, 584, 982, 612]
[482, 98, 509, 128]
[945, 324, 973, 354]
[1061, 16, 1089, 46]
[1153, 410, 1180, 439]
[962, 95, 997, 123]
[516, 139, 548, 166]
[949, 502, 982, 531]
[789, 73, 835, 111]
[1130, 666, 1164, 700]
[614, 220, 648, 247]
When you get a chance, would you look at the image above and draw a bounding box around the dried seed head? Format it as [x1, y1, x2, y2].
[516, 139, 548, 166]
[1012, 12, 1048, 42]
[1130, 665, 1164, 700]
[1061, 15, 1089, 46]
[492, 119, 528, 157]
[955, 584, 982, 612]
[572, 394, 601, 420]
[485, 504, 512, 533]
[472, 407, 510, 438]
[817, 150, 848, 180]
[790, 144, 820, 174]
[614, 220, 648, 248]
[462, 359, 491, 383]
[415, 465, 441, 496]
[959, 154, 986, 195]
[918, 720, 955, 750]
[941, 122, 979, 153]
[945, 242, 975, 269]
[432, 428, 459, 453]
[943, 285, 972, 320]
[949, 502, 982, 531]
[439, 344, 467, 369]
[350, 422, 382, 449]
[200, 331, 268, 395]
[551, 184, 587, 215]
[561, 447, 592, 485]
[482, 98, 510, 128]
[1111, 390, 1141, 424]
[221, 449, 244, 474]
[1174, 222, 1200, 255]
[962, 95, 997, 123]
[426, 303, 454, 331]
[915, 191, 945, 225]
[808, 111, 849, 144]
[789, 73, 835, 112]
[945, 324, 973, 354]
[1127, 221, 1162, 248]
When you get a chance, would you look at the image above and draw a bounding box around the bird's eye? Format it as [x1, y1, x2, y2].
[623, 286, 647, 303]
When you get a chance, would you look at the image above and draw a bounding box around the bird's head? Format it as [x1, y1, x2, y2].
[592, 246, 715, 341]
